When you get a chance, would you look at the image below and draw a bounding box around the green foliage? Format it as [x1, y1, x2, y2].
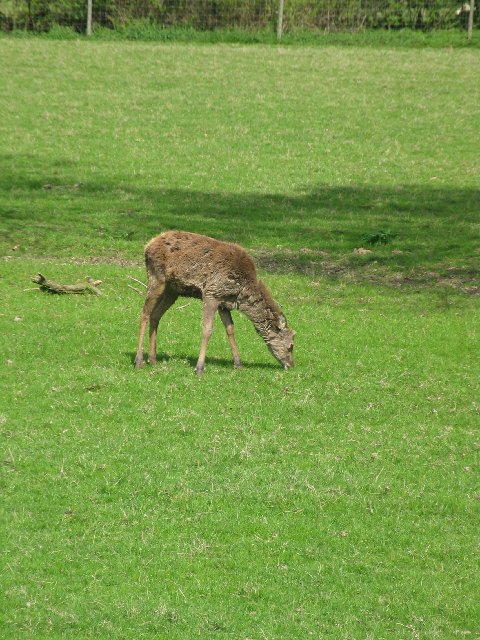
[0, 0, 86, 31]
[0, 0, 478, 32]
[364, 229, 397, 245]
[285, 0, 470, 31]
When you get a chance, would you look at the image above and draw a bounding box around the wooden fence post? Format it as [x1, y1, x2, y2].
[467, 0, 475, 40]
[87, 0, 93, 35]
[277, 0, 285, 40]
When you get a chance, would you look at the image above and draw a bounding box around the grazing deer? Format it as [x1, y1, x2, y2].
[134, 231, 295, 374]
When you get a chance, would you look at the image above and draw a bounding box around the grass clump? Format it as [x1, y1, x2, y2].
[364, 229, 397, 245]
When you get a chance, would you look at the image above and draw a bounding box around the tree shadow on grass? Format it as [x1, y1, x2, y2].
[1, 153, 479, 287]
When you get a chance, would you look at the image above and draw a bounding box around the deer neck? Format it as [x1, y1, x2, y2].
[238, 285, 280, 341]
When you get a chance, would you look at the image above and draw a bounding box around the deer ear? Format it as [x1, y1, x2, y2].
[279, 314, 287, 330]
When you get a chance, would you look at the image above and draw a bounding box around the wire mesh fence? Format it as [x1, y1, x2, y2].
[0, 0, 477, 35]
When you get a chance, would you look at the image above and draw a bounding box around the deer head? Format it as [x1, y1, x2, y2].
[267, 314, 296, 369]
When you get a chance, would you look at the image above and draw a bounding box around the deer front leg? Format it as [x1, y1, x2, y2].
[195, 297, 219, 375]
[148, 291, 178, 364]
[134, 280, 165, 369]
[218, 307, 242, 369]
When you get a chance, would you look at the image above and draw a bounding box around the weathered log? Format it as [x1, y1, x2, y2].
[32, 273, 102, 295]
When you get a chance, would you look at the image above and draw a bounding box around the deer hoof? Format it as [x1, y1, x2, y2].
[134, 358, 144, 369]
[148, 355, 157, 365]
[195, 366, 205, 376]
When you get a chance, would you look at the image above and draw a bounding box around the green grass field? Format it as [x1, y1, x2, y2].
[1, 39, 479, 639]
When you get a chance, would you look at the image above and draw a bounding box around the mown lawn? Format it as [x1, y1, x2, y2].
[0, 39, 479, 639]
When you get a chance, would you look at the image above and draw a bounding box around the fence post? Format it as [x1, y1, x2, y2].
[467, 0, 475, 40]
[277, 0, 285, 40]
[86, 0, 93, 35]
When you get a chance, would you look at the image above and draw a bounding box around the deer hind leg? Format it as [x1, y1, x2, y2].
[148, 290, 178, 364]
[218, 307, 242, 369]
[134, 278, 166, 369]
[195, 297, 220, 375]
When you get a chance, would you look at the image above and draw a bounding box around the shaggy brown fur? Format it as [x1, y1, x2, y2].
[134, 231, 295, 374]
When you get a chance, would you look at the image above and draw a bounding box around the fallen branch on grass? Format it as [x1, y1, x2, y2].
[126, 275, 147, 288]
[31, 273, 102, 295]
[127, 284, 144, 296]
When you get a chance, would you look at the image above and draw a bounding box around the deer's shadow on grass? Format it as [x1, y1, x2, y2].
[124, 352, 278, 371]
